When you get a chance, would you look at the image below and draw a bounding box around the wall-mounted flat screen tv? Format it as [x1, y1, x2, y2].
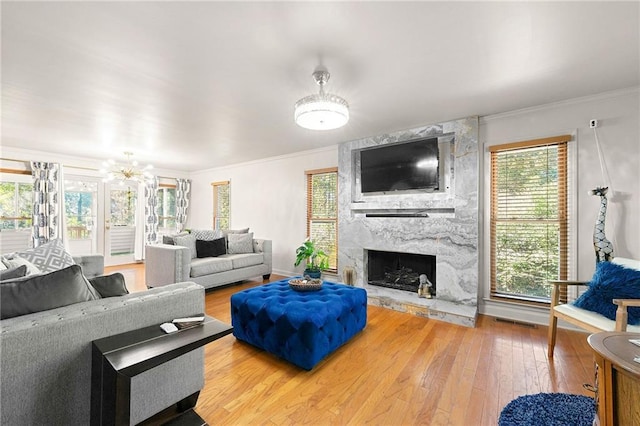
[360, 138, 440, 194]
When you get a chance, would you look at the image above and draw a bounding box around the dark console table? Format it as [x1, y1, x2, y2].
[91, 316, 233, 425]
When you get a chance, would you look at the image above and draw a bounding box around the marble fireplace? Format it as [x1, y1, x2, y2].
[337, 116, 479, 327]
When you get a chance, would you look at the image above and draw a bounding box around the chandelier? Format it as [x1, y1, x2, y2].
[100, 151, 154, 184]
[294, 66, 349, 130]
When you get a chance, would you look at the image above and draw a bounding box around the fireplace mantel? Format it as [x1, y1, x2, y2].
[337, 116, 479, 327]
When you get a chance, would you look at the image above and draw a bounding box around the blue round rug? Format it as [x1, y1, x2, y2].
[499, 393, 596, 426]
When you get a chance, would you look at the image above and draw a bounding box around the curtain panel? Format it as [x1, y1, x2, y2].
[145, 177, 159, 244]
[30, 162, 60, 247]
[175, 179, 191, 232]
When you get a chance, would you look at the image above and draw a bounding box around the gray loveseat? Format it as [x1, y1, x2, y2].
[0, 254, 206, 425]
[145, 238, 272, 289]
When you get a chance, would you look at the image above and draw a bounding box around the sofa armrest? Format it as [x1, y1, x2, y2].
[613, 299, 640, 331]
[72, 254, 104, 278]
[145, 244, 192, 287]
[254, 239, 272, 269]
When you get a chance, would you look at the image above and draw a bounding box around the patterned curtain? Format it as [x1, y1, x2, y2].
[175, 178, 191, 232]
[145, 177, 159, 244]
[31, 162, 60, 247]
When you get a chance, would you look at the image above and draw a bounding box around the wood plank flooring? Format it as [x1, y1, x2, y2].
[108, 263, 596, 425]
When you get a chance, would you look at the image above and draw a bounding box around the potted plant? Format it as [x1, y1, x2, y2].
[294, 238, 329, 279]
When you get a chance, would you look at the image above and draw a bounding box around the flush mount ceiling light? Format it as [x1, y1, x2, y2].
[100, 151, 154, 185]
[294, 66, 349, 130]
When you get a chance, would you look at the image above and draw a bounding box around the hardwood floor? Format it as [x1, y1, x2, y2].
[109, 263, 595, 425]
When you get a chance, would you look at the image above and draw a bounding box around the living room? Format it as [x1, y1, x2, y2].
[2, 2, 639, 425]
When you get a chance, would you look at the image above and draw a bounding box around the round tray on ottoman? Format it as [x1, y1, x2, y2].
[288, 278, 323, 292]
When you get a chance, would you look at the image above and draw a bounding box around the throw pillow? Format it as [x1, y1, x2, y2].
[8, 239, 75, 274]
[0, 264, 100, 320]
[88, 273, 129, 298]
[196, 238, 226, 258]
[573, 261, 640, 325]
[191, 229, 223, 241]
[2, 256, 42, 276]
[222, 228, 250, 238]
[227, 232, 254, 254]
[162, 231, 189, 245]
[174, 234, 197, 259]
[0, 265, 28, 281]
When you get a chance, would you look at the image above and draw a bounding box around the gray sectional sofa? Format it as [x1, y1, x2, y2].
[145, 238, 272, 289]
[0, 254, 207, 425]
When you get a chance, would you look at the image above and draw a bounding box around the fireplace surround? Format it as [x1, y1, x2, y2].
[338, 116, 479, 327]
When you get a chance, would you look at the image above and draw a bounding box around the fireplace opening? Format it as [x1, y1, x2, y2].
[367, 250, 436, 295]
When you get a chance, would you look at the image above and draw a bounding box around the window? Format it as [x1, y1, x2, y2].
[0, 173, 33, 230]
[211, 181, 230, 230]
[489, 135, 571, 304]
[306, 168, 338, 271]
[157, 185, 177, 232]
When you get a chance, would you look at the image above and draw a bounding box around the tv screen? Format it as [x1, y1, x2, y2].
[360, 138, 439, 193]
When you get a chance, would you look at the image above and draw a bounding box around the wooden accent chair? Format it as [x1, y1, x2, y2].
[548, 257, 640, 357]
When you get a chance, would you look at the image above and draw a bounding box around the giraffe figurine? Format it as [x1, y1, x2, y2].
[591, 187, 614, 263]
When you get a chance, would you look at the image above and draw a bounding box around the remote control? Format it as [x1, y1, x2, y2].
[160, 322, 179, 333]
[172, 316, 205, 324]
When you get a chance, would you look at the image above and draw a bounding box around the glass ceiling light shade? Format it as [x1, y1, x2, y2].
[100, 151, 154, 185]
[294, 67, 349, 130]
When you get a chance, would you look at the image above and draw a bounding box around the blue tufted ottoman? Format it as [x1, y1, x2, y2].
[230, 279, 367, 370]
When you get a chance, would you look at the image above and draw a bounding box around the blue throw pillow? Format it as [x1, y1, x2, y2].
[573, 261, 640, 325]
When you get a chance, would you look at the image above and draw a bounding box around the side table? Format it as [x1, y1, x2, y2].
[588, 332, 640, 426]
[91, 316, 233, 425]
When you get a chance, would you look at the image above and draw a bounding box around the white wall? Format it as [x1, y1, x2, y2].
[188, 146, 338, 276]
[480, 87, 640, 324]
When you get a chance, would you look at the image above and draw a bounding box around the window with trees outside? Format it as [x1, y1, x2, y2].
[157, 186, 177, 232]
[306, 168, 338, 272]
[490, 135, 571, 304]
[212, 181, 230, 230]
[0, 174, 33, 231]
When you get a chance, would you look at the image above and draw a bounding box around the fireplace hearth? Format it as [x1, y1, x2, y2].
[367, 250, 436, 295]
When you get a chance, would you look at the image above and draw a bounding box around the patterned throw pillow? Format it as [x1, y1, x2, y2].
[191, 229, 223, 241]
[7, 239, 75, 274]
[227, 233, 254, 254]
[174, 234, 197, 260]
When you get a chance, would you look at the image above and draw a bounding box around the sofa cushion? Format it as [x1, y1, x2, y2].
[0, 264, 100, 319]
[2, 256, 42, 276]
[88, 273, 129, 298]
[573, 261, 640, 325]
[190, 257, 233, 277]
[162, 231, 189, 245]
[191, 229, 223, 241]
[228, 232, 254, 254]
[5, 239, 75, 274]
[0, 265, 28, 281]
[196, 237, 226, 258]
[227, 253, 264, 269]
[174, 234, 197, 260]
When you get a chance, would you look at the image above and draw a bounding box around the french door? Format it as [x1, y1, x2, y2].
[104, 182, 140, 266]
[58, 176, 146, 266]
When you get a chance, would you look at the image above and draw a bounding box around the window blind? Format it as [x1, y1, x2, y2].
[306, 168, 338, 272]
[490, 135, 570, 304]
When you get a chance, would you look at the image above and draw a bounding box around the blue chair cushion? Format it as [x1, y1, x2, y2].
[231, 279, 367, 370]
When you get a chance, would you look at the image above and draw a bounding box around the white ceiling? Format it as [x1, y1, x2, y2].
[2, 1, 639, 172]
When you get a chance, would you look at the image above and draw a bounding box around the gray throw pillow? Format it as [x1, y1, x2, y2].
[2, 256, 42, 276]
[227, 232, 254, 254]
[191, 229, 223, 241]
[88, 273, 129, 298]
[174, 234, 197, 259]
[162, 231, 189, 245]
[8, 239, 75, 274]
[0, 265, 28, 281]
[0, 264, 100, 320]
